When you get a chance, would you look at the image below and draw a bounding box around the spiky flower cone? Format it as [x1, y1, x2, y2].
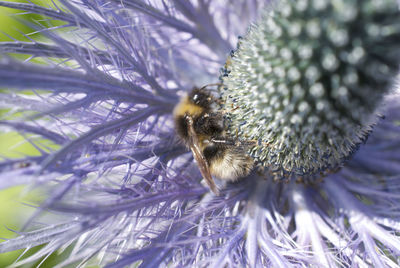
[221, 0, 400, 178]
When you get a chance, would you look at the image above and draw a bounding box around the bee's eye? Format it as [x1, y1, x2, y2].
[191, 94, 203, 105]
[189, 89, 212, 108]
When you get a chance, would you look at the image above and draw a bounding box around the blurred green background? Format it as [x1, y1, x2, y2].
[0, 1, 62, 266]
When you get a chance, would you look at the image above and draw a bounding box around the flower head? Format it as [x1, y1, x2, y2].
[222, 0, 400, 178]
[0, 0, 400, 267]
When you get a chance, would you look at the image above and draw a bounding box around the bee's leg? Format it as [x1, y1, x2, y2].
[214, 98, 225, 105]
[212, 137, 270, 148]
[185, 115, 220, 195]
[210, 137, 237, 146]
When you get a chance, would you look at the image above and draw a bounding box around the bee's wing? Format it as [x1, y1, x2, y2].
[186, 116, 219, 195]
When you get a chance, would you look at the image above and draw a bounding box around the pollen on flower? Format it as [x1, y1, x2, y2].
[220, 0, 400, 179]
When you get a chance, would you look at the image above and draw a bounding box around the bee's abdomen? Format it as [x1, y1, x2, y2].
[204, 144, 254, 181]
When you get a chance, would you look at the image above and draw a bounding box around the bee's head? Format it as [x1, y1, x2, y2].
[189, 87, 213, 109]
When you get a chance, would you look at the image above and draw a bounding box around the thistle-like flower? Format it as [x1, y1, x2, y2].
[0, 0, 400, 267]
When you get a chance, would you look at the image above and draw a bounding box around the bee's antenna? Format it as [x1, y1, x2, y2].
[200, 83, 222, 91]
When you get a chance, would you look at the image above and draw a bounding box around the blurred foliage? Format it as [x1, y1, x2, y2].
[0, 1, 63, 266]
[0, 0, 46, 42]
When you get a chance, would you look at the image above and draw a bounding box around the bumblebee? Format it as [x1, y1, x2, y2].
[173, 85, 254, 195]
